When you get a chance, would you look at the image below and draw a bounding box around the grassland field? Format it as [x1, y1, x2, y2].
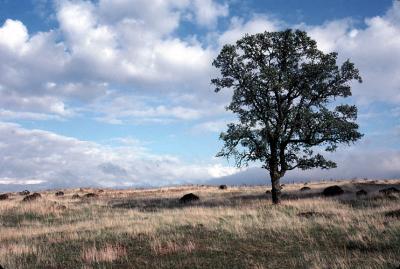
[0, 179, 400, 269]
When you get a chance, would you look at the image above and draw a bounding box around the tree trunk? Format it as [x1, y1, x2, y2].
[270, 172, 281, 204]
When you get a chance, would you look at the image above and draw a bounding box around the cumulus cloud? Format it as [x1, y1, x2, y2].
[0, 18, 72, 120]
[303, 2, 400, 105]
[0, 0, 222, 121]
[2, 0, 400, 121]
[214, 1, 400, 107]
[0, 19, 29, 50]
[191, 0, 228, 27]
[0, 122, 237, 191]
[218, 15, 281, 45]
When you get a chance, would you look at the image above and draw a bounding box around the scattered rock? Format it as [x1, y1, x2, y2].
[219, 185, 227, 190]
[379, 187, 400, 195]
[322, 185, 344, 197]
[71, 194, 80, 199]
[356, 189, 368, 196]
[56, 205, 67, 210]
[300, 186, 311, 192]
[179, 193, 199, 203]
[22, 193, 41, 202]
[0, 193, 9, 200]
[19, 190, 30, 195]
[384, 209, 400, 218]
[55, 191, 64, 197]
[297, 211, 330, 218]
[83, 193, 98, 198]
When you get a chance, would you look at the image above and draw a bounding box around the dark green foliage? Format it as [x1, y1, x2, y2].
[212, 29, 363, 203]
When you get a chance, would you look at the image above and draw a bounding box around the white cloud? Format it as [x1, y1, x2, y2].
[0, 19, 29, 51]
[304, 1, 400, 105]
[192, 119, 231, 133]
[0, 109, 62, 121]
[191, 0, 228, 27]
[85, 89, 229, 124]
[0, 0, 221, 120]
[218, 16, 281, 45]
[303, 19, 353, 53]
[0, 122, 236, 191]
[2, 0, 400, 122]
[214, 1, 400, 107]
[97, 0, 188, 35]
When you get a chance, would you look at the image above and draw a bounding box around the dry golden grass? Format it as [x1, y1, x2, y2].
[0, 179, 399, 268]
[81, 244, 127, 263]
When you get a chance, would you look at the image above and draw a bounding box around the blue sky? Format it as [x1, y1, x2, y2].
[0, 0, 400, 190]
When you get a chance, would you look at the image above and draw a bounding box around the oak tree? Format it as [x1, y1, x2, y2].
[212, 29, 362, 204]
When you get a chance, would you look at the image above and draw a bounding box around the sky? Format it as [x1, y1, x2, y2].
[0, 0, 400, 191]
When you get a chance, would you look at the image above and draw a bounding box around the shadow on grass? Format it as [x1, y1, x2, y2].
[110, 191, 327, 212]
[111, 194, 269, 212]
[110, 181, 400, 212]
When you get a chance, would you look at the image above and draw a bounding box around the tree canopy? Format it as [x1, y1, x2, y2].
[212, 29, 363, 204]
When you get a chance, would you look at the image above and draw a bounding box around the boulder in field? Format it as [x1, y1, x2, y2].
[179, 193, 199, 203]
[322, 185, 344, 197]
[300, 186, 311, 192]
[23, 193, 41, 202]
[356, 189, 368, 196]
[55, 191, 64, 197]
[19, 190, 30, 195]
[56, 205, 67, 210]
[83, 193, 98, 198]
[385, 209, 400, 218]
[71, 194, 80, 199]
[379, 187, 400, 195]
[0, 193, 9, 200]
[219, 185, 227, 190]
